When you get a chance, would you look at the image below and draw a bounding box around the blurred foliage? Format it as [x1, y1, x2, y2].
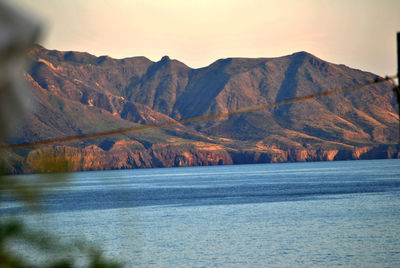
[0, 219, 122, 268]
[0, 153, 70, 208]
[29, 153, 70, 174]
[0, 154, 124, 268]
[0, 2, 123, 266]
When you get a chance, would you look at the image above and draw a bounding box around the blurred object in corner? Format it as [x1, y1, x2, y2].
[0, 0, 41, 140]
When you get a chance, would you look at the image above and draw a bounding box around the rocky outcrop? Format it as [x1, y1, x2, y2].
[23, 143, 398, 174]
[228, 145, 399, 165]
[24, 141, 234, 173]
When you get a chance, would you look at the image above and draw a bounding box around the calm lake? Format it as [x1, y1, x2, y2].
[2, 159, 400, 267]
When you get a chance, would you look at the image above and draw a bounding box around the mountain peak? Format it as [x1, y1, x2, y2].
[293, 51, 309, 55]
[160, 55, 170, 62]
[96, 55, 114, 64]
[290, 51, 316, 58]
[28, 43, 44, 56]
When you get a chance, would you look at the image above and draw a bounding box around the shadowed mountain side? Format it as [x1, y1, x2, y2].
[126, 55, 192, 116]
[1, 45, 398, 173]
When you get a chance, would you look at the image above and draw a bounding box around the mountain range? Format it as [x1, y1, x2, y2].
[1, 45, 398, 173]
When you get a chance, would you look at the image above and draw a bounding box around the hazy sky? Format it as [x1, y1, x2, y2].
[12, 0, 400, 76]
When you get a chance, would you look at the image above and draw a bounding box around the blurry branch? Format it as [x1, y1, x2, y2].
[0, 155, 124, 268]
[0, 153, 70, 209]
[0, 2, 123, 268]
[0, 1, 40, 140]
[0, 220, 122, 268]
[27, 152, 70, 174]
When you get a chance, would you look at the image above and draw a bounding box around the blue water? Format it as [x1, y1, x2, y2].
[2, 159, 400, 267]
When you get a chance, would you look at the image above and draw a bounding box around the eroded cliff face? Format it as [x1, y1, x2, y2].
[25, 141, 234, 173]
[229, 146, 398, 165]
[24, 142, 398, 173]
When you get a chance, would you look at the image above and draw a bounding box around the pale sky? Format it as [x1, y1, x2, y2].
[11, 0, 400, 76]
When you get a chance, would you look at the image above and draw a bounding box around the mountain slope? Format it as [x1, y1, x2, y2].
[2, 45, 398, 173]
